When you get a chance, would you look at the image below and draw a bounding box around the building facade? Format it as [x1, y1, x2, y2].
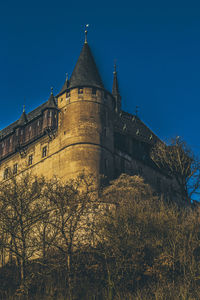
[0, 37, 174, 194]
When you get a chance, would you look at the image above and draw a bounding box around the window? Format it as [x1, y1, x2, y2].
[66, 91, 70, 98]
[138, 167, 143, 175]
[136, 129, 140, 135]
[28, 154, 33, 165]
[104, 159, 108, 171]
[103, 127, 107, 137]
[78, 88, 83, 94]
[92, 87, 97, 95]
[3, 168, 9, 180]
[157, 177, 161, 191]
[13, 163, 18, 174]
[42, 146, 47, 158]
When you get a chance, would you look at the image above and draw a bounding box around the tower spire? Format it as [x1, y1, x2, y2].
[84, 24, 89, 44]
[69, 40, 104, 89]
[112, 63, 121, 113]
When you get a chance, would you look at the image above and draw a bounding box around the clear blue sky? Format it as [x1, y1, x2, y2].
[1, 0, 200, 154]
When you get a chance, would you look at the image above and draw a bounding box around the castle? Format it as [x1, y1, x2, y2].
[0, 33, 173, 194]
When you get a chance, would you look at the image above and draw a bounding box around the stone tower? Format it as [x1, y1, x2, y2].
[56, 39, 115, 182]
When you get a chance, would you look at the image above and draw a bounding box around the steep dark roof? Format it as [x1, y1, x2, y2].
[69, 43, 104, 89]
[42, 92, 57, 110]
[114, 111, 160, 145]
[17, 111, 28, 127]
[0, 98, 58, 139]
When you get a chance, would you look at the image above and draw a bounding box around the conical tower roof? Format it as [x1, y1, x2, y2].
[43, 88, 57, 110]
[17, 107, 28, 127]
[69, 43, 104, 89]
[58, 74, 69, 96]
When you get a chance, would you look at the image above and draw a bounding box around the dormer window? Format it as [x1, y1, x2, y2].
[78, 88, 83, 94]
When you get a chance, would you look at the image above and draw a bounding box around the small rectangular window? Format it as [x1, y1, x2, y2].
[28, 154, 33, 165]
[92, 87, 97, 95]
[42, 146, 47, 158]
[66, 91, 70, 98]
[3, 168, 9, 180]
[104, 159, 108, 170]
[104, 127, 107, 137]
[157, 177, 161, 191]
[13, 163, 18, 174]
[78, 88, 83, 94]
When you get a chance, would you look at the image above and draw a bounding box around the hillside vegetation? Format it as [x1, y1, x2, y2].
[0, 171, 200, 300]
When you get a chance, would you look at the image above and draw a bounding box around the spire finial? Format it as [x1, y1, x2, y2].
[23, 104, 25, 113]
[113, 60, 117, 74]
[135, 105, 139, 117]
[51, 87, 53, 95]
[84, 24, 89, 43]
[66, 73, 68, 81]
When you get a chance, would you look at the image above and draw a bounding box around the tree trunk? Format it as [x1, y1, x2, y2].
[67, 251, 72, 300]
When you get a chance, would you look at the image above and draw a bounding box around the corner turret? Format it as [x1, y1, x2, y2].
[56, 35, 114, 181]
[42, 88, 58, 131]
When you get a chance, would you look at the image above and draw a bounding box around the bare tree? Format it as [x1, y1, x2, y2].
[151, 137, 200, 203]
[0, 174, 47, 290]
[44, 173, 98, 299]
